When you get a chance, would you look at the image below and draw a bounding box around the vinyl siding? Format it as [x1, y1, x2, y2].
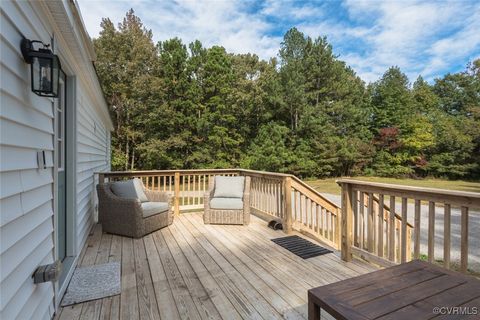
[75, 83, 110, 253]
[0, 1, 111, 319]
[0, 2, 56, 319]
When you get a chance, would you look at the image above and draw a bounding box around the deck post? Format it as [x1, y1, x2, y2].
[283, 176, 292, 233]
[406, 226, 412, 262]
[174, 171, 180, 216]
[341, 182, 353, 261]
[98, 173, 105, 184]
[336, 207, 341, 250]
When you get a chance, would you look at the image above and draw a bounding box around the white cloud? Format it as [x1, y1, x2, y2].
[344, 0, 479, 82]
[77, 0, 281, 60]
[77, 0, 480, 83]
[422, 5, 480, 79]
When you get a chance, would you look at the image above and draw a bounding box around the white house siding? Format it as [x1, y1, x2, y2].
[0, 1, 112, 319]
[76, 85, 110, 252]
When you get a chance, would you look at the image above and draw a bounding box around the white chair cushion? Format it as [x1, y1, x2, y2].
[141, 202, 169, 218]
[213, 176, 245, 198]
[111, 178, 148, 203]
[210, 197, 243, 210]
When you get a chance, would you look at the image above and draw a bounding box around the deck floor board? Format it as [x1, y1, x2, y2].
[58, 212, 375, 319]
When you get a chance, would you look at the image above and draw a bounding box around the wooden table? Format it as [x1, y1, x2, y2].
[308, 260, 480, 320]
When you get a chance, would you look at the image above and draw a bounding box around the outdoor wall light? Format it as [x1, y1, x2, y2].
[20, 38, 61, 97]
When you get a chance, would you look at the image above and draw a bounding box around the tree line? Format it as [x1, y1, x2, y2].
[94, 10, 480, 179]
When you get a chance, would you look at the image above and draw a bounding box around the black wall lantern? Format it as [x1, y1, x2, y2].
[21, 38, 61, 98]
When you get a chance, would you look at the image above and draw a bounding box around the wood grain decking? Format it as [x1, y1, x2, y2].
[57, 212, 376, 320]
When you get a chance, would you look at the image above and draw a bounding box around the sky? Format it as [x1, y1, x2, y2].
[77, 0, 480, 83]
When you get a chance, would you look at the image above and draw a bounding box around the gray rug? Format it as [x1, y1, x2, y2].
[61, 261, 121, 306]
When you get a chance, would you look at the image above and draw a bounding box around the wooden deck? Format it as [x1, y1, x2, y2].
[57, 212, 376, 320]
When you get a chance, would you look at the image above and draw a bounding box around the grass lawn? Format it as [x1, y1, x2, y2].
[305, 176, 480, 195]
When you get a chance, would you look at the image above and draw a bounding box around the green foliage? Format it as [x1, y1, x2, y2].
[94, 10, 480, 180]
[241, 123, 296, 173]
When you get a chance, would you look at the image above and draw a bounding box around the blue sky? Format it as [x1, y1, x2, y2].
[78, 0, 480, 83]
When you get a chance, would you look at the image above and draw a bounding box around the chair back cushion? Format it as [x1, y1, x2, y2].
[111, 178, 149, 202]
[210, 197, 243, 210]
[213, 176, 245, 198]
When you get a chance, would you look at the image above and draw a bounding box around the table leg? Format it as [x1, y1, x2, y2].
[308, 300, 320, 320]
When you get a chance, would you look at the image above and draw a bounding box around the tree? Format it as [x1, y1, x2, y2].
[93, 10, 479, 180]
[94, 9, 158, 170]
[370, 67, 414, 131]
[278, 28, 308, 132]
[241, 123, 296, 173]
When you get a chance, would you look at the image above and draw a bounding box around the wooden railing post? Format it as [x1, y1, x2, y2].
[174, 171, 180, 216]
[283, 176, 292, 234]
[98, 173, 105, 184]
[336, 207, 341, 250]
[341, 183, 353, 261]
[406, 226, 412, 262]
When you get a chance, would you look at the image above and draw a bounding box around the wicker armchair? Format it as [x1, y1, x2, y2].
[96, 182, 173, 238]
[204, 176, 250, 225]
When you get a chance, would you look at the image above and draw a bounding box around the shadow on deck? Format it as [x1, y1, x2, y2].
[57, 212, 376, 320]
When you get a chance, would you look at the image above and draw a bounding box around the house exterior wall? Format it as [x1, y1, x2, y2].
[0, 1, 112, 319]
[76, 85, 111, 252]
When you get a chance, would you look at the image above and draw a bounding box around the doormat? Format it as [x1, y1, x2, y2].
[61, 261, 121, 306]
[271, 235, 332, 259]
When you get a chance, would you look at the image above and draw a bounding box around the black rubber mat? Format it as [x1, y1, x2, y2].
[271, 235, 332, 259]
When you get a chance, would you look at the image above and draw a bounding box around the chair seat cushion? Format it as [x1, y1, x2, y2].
[213, 176, 245, 198]
[210, 197, 243, 210]
[142, 201, 169, 218]
[111, 178, 148, 202]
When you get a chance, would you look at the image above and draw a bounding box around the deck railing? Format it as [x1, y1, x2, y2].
[98, 169, 342, 249]
[97, 169, 478, 272]
[338, 179, 480, 273]
[98, 169, 239, 215]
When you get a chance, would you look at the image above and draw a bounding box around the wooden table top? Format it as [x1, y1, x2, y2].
[308, 260, 480, 320]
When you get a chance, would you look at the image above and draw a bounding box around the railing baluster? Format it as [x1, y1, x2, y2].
[330, 211, 334, 241]
[279, 182, 283, 217]
[261, 178, 265, 212]
[443, 203, 451, 269]
[265, 178, 268, 213]
[336, 207, 341, 247]
[378, 194, 384, 257]
[353, 190, 358, 247]
[401, 197, 408, 263]
[192, 175, 196, 205]
[299, 194, 304, 225]
[414, 199, 421, 260]
[367, 193, 374, 253]
[428, 201, 435, 263]
[174, 172, 180, 215]
[389, 196, 395, 261]
[359, 192, 365, 249]
[323, 207, 328, 238]
[460, 206, 469, 273]
[270, 180, 273, 215]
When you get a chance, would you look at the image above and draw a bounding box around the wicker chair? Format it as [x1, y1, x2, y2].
[204, 176, 250, 225]
[96, 182, 173, 238]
